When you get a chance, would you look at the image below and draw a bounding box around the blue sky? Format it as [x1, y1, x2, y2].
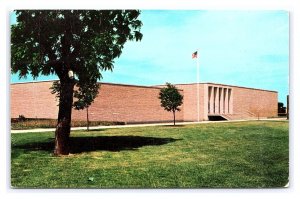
[11, 10, 289, 104]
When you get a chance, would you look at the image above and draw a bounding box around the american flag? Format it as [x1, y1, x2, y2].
[192, 51, 197, 59]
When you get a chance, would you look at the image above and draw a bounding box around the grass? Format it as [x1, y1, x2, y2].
[11, 118, 125, 130]
[11, 120, 289, 188]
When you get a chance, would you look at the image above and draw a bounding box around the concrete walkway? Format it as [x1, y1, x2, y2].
[10, 118, 287, 134]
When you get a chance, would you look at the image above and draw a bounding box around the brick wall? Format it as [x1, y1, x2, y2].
[232, 86, 278, 118]
[175, 84, 205, 121]
[11, 81, 58, 119]
[72, 83, 184, 123]
[203, 83, 278, 118]
[11, 81, 277, 122]
[11, 81, 184, 123]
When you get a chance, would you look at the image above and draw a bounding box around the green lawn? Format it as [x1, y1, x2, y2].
[11, 121, 289, 188]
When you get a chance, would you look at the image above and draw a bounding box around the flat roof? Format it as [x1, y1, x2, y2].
[11, 80, 59, 84]
[11, 80, 277, 93]
[172, 82, 278, 93]
[98, 82, 179, 90]
[10, 80, 177, 91]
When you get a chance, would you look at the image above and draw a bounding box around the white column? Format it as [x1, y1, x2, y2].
[209, 86, 214, 114]
[215, 87, 219, 114]
[228, 89, 233, 114]
[203, 84, 209, 120]
[224, 88, 228, 114]
[218, 87, 222, 114]
[207, 86, 211, 114]
[213, 87, 217, 114]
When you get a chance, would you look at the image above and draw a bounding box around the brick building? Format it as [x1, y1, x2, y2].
[11, 81, 278, 123]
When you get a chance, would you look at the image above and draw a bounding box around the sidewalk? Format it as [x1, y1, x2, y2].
[11, 118, 287, 134]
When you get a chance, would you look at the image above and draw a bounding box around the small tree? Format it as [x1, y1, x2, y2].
[51, 80, 99, 131]
[159, 83, 183, 125]
[74, 82, 99, 131]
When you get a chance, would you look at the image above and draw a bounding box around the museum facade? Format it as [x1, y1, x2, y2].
[11, 81, 278, 123]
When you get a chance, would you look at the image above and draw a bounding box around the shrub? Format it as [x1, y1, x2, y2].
[18, 115, 26, 122]
[11, 118, 125, 130]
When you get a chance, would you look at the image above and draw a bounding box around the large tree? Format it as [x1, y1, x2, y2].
[159, 83, 183, 125]
[11, 10, 143, 155]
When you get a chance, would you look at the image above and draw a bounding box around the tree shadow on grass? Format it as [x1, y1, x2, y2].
[14, 136, 180, 154]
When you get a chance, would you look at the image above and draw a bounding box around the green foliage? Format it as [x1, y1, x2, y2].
[50, 80, 99, 110]
[73, 80, 99, 110]
[278, 102, 286, 114]
[159, 83, 183, 112]
[18, 115, 26, 122]
[50, 80, 61, 99]
[11, 10, 143, 105]
[11, 121, 289, 188]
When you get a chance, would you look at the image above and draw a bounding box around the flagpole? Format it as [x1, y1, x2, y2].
[196, 49, 200, 122]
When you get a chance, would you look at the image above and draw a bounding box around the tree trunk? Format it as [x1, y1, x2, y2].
[173, 110, 176, 126]
[87, 107, 89, 131]
[54, 80, 75, 156]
